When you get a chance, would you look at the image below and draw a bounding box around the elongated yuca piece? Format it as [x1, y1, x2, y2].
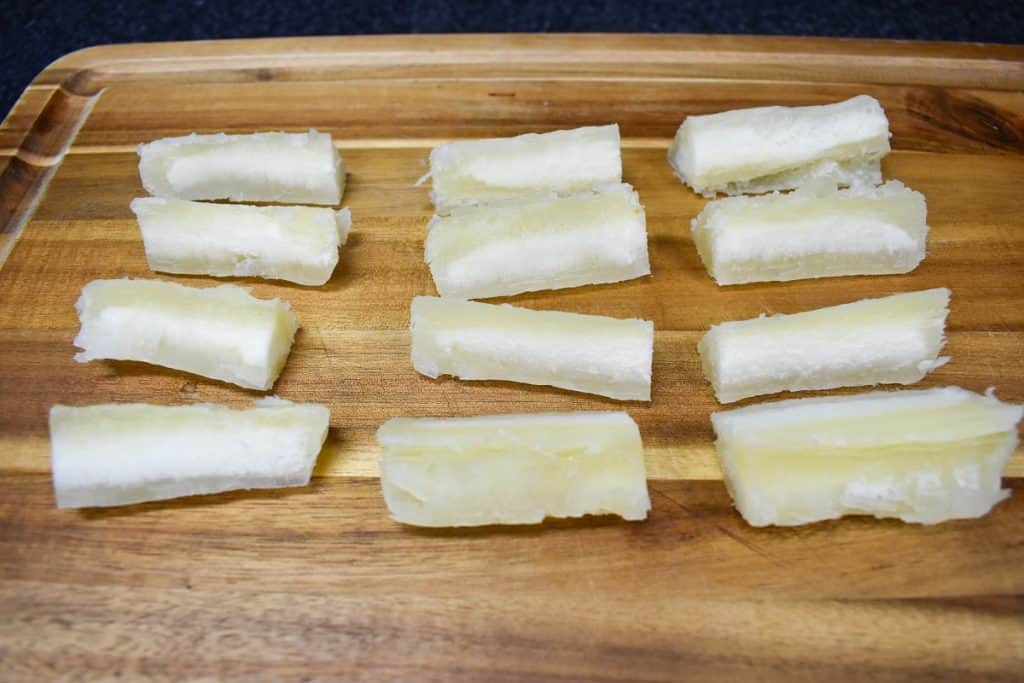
[692, 180, 928, 285]
[428, 124, 621, 211]
[668, 95, 890, 197]
[425, 183, 649, 299]
[377, 412, 650, 526]
[50, 398, 330, 508]
[412, 296, 653, 401]
[700, 288, 951, 403]
[712, 387, 1023, 527]
[73, 279, 298, 390]
[131, 197, 351, 286]
[138, 130, 344, 205]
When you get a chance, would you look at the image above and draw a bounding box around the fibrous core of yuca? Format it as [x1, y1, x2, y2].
[411, 296, 653, 401]
[668, 95, 891, 197]
[377, 412, 651, 526]
[691, 180, 928, 285]
[131, 197, 351, 286]
[711, 387, 1022, 527]
[137, 130, 345, 205]
[425, 183, 650, 299]
[428, 124, 621, 211]
[699, 288, 950, 403]
[73, 278, 298, 390]
[50, 398, 330, 508]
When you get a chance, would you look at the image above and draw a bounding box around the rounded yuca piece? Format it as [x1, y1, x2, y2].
[425, 184, 650, 299]
[138, 130, 345, 205]
[711, 387, 1023, 527]
[132, 197, 351, 286]
[691, 180, 928, 285]
[428, 124, 621, 211]
[411, 296, 654, 401]
[668, 94, 891, 197]
[377, 412, 651, 527]
[699, 288, 951, 403]
[50, 398, 330, 509]
[73, 278, 299, 390]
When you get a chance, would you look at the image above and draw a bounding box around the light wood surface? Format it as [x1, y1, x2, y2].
[1, 34, 1023, 681]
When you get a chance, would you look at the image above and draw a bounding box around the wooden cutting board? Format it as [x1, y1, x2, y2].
[1, 34, 1023, 681]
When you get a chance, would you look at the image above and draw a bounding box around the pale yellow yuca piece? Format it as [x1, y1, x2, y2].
[691, 180, 928, 285]
[50, 398, 330, 509]
[425, 183, 649, 299]
[377, 412, 650, 527]
[73, 279, 298, 390]
[138, 130, 345, 205]
[412, 296, 653, 401]
[668, 95, 890, 197]
[428, 124, 621, 211]
[131, 197, 351, 286]
[712, 387, 1023, 527]
[700, 288, 951, 404]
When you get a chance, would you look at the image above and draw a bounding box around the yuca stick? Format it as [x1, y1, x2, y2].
[668, 95, 890, 197]
[50, 398, 329, 509]
[699, 288, 950, 403]
[132, 197, 351, 286]
[377, 412, 650, 527]
[425, 184, 649, 299]
[712, 387, 1022, 527]
[138, 130, 345, 205]
[428, 124, 621, 211]
[691, 180, 928, 285]
[411, 296, 653, 401]
[73, 279, 298, 391]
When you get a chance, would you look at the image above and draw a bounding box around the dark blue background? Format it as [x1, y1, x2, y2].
[3, 0, 1022, 119]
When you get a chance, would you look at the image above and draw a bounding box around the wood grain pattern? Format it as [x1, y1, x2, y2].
[1, 34, 1022, 681]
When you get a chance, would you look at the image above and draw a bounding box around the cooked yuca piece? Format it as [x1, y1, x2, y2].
[131, 197, 351, 286]
[691, 180, 928, 285]
[699, 288, 951, 403]
[712, 387, 1023, 527]
[428, 124, 621, 211]
[668, 95, 890, 197]
[73, 279, 298, 390]
[377, 412, 650, 526]
[138, 130, 345, 205]
[425, 183, 649, 299]
[50, 398, 330, 509]
[412, 296, 653, 401]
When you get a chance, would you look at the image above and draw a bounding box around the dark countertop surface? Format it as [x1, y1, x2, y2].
[3, 0, 1022, 120]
